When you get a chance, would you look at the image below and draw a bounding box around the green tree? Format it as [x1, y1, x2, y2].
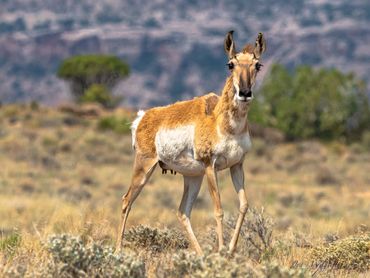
[57, 54, 130, 104]
[250, 64, 370, 141]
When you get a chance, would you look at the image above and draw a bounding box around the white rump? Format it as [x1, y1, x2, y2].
[131, 110, 145, 149]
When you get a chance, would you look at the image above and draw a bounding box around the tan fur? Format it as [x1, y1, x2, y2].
[242, 43, 254, 54]
[135, 92, 220, 160]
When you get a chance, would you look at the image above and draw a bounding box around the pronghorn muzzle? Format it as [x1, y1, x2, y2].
[238, 90, 253, 102]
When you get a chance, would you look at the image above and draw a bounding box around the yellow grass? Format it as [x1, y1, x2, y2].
[0, 104, 369, 277]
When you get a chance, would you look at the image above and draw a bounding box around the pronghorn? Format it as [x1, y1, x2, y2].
[116, 31, 266, 255]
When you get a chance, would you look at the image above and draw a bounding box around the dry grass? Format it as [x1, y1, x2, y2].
[0, 104, 369, 277]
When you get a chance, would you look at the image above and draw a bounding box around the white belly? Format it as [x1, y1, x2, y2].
[213, 132, 252, 170]
[155, 125, 205, 176]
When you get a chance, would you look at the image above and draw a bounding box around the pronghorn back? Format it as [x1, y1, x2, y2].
[132, 93, 219, 157]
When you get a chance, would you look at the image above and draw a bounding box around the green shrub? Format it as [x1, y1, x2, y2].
[125, 225, 189, 253]
[46, 234, 145, 277]
[0, 232, 21, 257]
[171, 249, 257, 278]
[170, 250, 204, 277]
[80, 84, 120, 108]
[261, 261, 310, 278]
[42, 135, 58, 148]
[225, 207, 275, 261]
[250, 64, 370, 141]
[361, 131, 370, 151]
[29, 101, 39, 111]
[97, 116, 131, 134]
[311, 233, 370, 271]
[1, 105, 19, 118]
[170, 250, 310, 278]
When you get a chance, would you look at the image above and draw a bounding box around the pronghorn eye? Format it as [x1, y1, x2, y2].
[227, 62, 234, 70]
[256, 62, 263, 72]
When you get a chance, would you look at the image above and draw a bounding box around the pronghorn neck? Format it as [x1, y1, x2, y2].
[215, 76, 250, 135]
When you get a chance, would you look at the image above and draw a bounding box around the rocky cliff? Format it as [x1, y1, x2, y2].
[1, 0, 369, 107]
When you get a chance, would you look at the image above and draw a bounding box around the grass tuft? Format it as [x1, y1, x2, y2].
[125, 225, 189, 253]
[97, 116, 131, 134]
[46, 234, 145, 277]
[311, 233, 370, 271]
[226, 207, 275, 261]
[170, 249, 311, 278]
[0, 231, 21, 257]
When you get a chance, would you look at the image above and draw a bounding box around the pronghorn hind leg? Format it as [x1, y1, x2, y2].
[115, 154, 157, 253]
[177, 175, 203, 255]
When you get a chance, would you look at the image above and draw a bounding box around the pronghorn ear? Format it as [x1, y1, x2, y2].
[254, 32, 266, 59]
[224, 30, 236, 59]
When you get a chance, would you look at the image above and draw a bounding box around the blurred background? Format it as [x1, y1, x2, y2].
[1, 0, 370, 107]
[0, 1, 370, 277]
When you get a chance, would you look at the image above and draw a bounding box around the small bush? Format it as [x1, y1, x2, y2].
[315, 166, 338, 186]
[226, 207, 274, 261]
[311, 233, 370, 271]
[170, 250, 204, 277]
[171, 249, 257, 277]
[42, 136, 58, 148]
[170, 250, 310, 278]
[97, 116, 131, 134]
[1, 105, 19, 118]
[47, 234, 145, 277]
[80, 84, 120, 108]
[29, 100, 39, 111]
[361, 131, 370, 151]
[252, 138, 267, 156]
[0, 232, 21, 257]
[125, 225, 189, 253]
[261, 261, 310, 278]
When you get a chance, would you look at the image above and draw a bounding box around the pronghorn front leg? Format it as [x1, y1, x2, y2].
[205, 166, 224, 251]
[228, 163, 248, 253]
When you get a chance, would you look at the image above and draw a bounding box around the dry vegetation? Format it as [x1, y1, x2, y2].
[0, 103, 369, 277]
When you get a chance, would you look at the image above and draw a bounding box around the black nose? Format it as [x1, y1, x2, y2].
[239, 90, 252, 98]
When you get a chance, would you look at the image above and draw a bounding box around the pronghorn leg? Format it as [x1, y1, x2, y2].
[228, 163, 248, 253]
[205, 166, 224, 251]
[177, 175, 203, 255]
[115, 154, 157, 252]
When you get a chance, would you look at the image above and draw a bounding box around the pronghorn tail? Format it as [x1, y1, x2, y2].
[131, 110, 145, 149]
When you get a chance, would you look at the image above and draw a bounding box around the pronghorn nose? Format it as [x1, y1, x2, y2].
[239, 90, 252, 98]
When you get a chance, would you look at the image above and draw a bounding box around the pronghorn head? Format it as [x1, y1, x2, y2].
[224, 31, 266, 103]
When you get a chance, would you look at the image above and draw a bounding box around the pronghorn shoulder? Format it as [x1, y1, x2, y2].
[202, 92, 219, 115]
